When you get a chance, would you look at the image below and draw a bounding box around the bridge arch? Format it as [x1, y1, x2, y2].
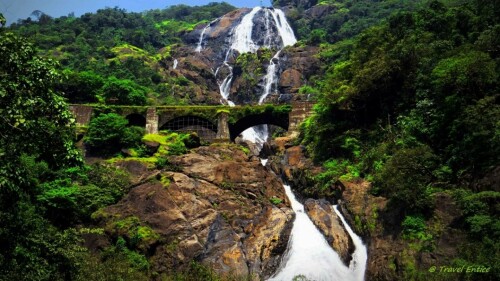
[229, 113, 289, 141]
[126, 113, 146, 127]
[159, 115, 217, 141]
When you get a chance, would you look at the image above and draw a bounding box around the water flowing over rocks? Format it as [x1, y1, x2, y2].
[304, 199, 354, 265]
[161, 7, 321, 106]
[339, 180, 469, 281]
[94, 145, 294, 279]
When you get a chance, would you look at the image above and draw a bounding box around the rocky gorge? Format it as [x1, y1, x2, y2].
[83, 3, 490, 280]
[91, 144, 293, 279]
[88, 137, 367, 280]
[2, 0, 498, 280]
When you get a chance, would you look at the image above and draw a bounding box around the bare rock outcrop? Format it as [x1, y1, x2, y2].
[304, 199, 354, 265]
[340, 180, 468, 281]
[95, 144, 294, 278]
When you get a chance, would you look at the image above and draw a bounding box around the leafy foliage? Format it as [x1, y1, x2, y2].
[37, 164, 131, 226]
[7, 3, 236, 106]
[0, 22, 89, 279]
[276, 0, 422, 43]
[84, 113, 144, 155]
[303, 0, 499, 186]
[101, 77, 148, 105]
[300, 1, 499, 278]
[56, 70, 104, 103]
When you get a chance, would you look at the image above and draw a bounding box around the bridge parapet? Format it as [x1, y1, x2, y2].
[68, 103, 312, 142]
[288, 101, 315, 133]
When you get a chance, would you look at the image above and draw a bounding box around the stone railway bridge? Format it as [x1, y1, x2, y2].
[69, 101, 315, 142]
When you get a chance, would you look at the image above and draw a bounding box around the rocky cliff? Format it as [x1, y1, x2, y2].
[93, 144, 294, 279]
[159, 7, 320, 105]
[269, 136, 472, 281]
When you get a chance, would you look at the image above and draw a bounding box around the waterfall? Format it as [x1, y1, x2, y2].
[218, 62, 235, 106]
[201, 7, 368, 280]
[217, 7, 261, 106]
[195, 24, 209, 53]
[268, 185, 367, 281]
[268, 9, 297, 47]
[259, 50, 281, 104]
[173, 59, 178, 70]
[259, 9, 296, 104]
[230, 7, 262, 54]
[334, 205, 368, 281]
[214, 7, 296, 146]
[195, 18, 220, 53]
[241, 123, 269, 150]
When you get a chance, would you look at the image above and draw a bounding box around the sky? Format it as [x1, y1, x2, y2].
[0, 0, 273, 25]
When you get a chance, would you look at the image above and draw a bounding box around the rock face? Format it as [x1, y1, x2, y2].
[304, 199, 354, 265]
[268, 144, 327, 199]
[267, 134, 473, 281]
[95, 144, 294, 278]
[161, 7, 322, 105]
[278, 46, 320, 96]
[340, 180, 468, 281]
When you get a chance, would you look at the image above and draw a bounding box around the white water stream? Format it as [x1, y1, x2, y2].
[334, 205, 368, 281]
[215, 7, 297, 146]
[268, 185, 367, 281]
[204, 7, 368, 279]
[196, 18, 220, 53]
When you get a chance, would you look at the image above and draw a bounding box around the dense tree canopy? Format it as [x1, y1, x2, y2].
[1, 0, 499, 279]
[301, 1, 499, 277]
[0, 14, 84, 279]
[7, 3, 236, 106]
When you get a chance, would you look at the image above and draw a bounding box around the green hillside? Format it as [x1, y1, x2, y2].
[0, 0, 498, 279]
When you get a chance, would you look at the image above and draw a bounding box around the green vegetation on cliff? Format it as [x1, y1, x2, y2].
[301, 0, 499, 279]
[7, 3, 235, 106]
[2, 0, 499, 279]
[0, 12, 228, 279]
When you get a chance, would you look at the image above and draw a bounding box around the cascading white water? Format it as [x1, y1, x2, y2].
[268, 185, 367, 281]
[258, 9, 296, 105]
[217, 7, 261, 106]
[215, 7, 297, 146]
[259, 50, 280, 104]
[268, 9, 297, 47]
[195, 18, 220, 53]
[241, 124, 269, 150]
[195, 24, 210, 53]
[173, 59, 178, 70]
[230, 7, 262, 54]
[218, 62, 236, 106]
[334, 205, 368, 281]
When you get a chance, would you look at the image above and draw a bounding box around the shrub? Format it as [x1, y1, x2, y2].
[101, 77, 147, 105]
[401, 215, 427, 240]
[270, 197, 283, 205]
[374, 146, 438, 215]
[85, 113, 144, 156]
[37, 163, 131, 226]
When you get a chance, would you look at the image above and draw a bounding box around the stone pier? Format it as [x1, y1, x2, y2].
[145, 107, 158, 134]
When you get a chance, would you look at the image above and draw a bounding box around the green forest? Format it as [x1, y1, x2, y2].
[299, 0, 499, 279]
[0, 0, 498, 280]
